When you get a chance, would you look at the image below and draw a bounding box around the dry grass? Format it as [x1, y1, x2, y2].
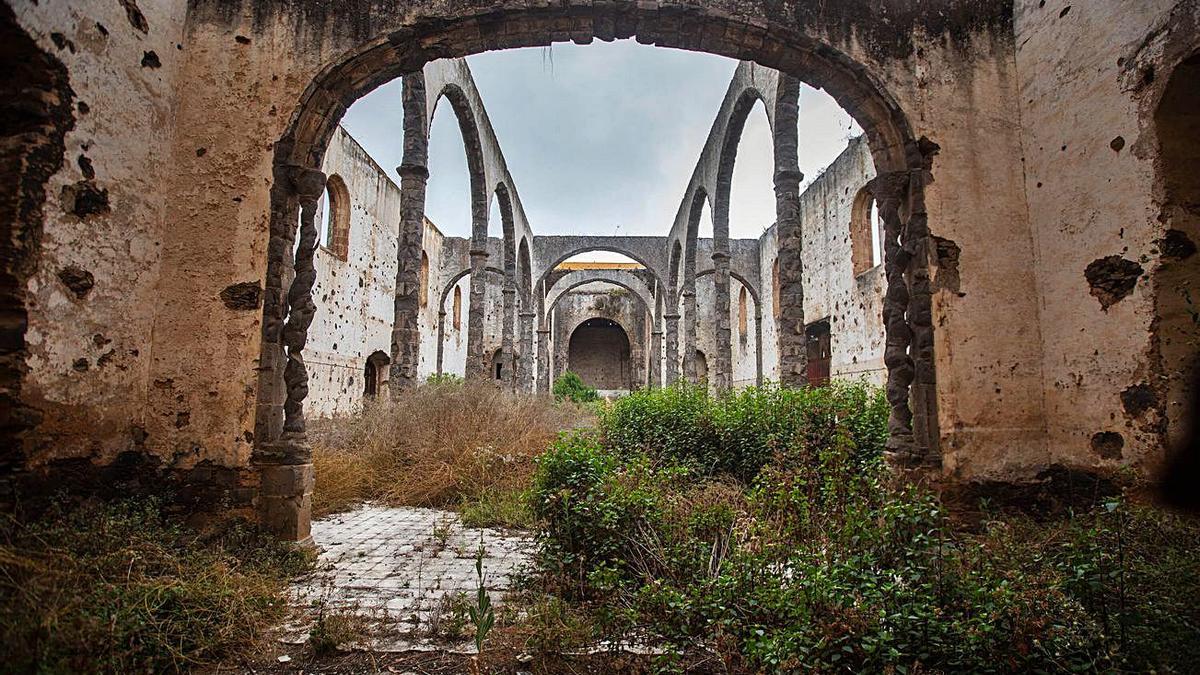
[310, 380, 592, 518]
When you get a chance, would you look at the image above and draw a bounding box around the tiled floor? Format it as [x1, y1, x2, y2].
[282, 504, 533, 652]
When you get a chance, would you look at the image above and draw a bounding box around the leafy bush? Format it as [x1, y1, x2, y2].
[0, 499, 312, 673]
[599, 381, 888, 482]
[529, 381, 1200, 672]
[552, 371, 599, 403]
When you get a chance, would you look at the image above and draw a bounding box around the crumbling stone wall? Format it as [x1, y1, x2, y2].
[1012, 0, 1200, 477]
[14, 0, 1194, 537]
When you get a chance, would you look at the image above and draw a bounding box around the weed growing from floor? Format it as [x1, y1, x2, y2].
[0, 498, 313, 673]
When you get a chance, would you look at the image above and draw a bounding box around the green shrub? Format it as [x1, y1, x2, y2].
[599, 381, 888, 482]
[552, 371, 599, 403]
[425, 372, 464, 386]
[0, 499, 313, 673]
[528, 381, 1200, 672]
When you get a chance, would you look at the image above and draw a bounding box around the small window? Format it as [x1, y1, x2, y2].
[851, 187, 883, 275]
[452, 286, 462, 330]
[738, 286, 748, 340]
[323, 174, 351, 260]
[419, 251, 430, 307]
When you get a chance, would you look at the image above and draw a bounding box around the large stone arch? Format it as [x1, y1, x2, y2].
[531, 237, 669, 291]
[194, 0, 943, 541]
[434, 265, 505, 377]
[696, 268, 764, 386]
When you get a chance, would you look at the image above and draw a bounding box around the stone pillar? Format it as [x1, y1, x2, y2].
[518, 310, 536, 392]
[775, 168, 806, 387]
[873, 173, 919, 460]
[649, 330, 662, 388]
[664, 312, 680, 385]
[712, 251, 732, 392]
[537, 326, 551, 393]
[754, 309, 764, 387]
[389, 72, 429, 393]
[466, 249, 489, 380]
[501, 282, 516, 387]
[389, 164, 428, 392]
[258, 166, 325, 546]
[435, 310, 446, 376]
[681, 289, 697, 383]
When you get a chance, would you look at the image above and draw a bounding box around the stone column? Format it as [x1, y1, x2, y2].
[518, 309, 536, 392]
[681, 288, 697, 383]
[754, 309, 764, 387]
[258, 166, 325, 546]
[501, 282, 516, 387]
[389, 72, 429, 393]
[649, 330, 662, 388]
[664, 312, 680, 385]
[465, 249, 488, 380]
[775, 168, 806, 387]
[712, 250, 732, 392]
[388, 164, 428, 392]
[435, 309, 446, 376]
[537, 326, 551, 393]
[873, 173, 919, 459]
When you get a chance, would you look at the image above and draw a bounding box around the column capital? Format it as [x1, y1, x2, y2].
[292, 168, 327, 203]
[711, 250, 731, 262]
[502, 286, 517, 296]
[518, 310, 537, 319]
[397, 163, 430, 180]
[664, 313, 681, 321]
[536, 328, 551, 335]
[651, 330, 664, 337]
[469, 249, 490, 259]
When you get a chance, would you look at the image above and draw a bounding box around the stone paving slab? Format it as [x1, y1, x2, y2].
[280, 504, 533, 652]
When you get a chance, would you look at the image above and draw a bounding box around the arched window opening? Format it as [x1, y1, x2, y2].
[850, 187, 883, 276]
[697, 198, 714, 239]
[738, 286, 749, 341]
[363, 350, 390, 398]
[419, 251, 430, 307]
[319, 174, 351, 260]
[772, 258, 781, 320]
[452, 286, 463, 330]
[1153, 52, 1200, 450]
[694, 349, 709, 383]
[728, 100, 776, 239]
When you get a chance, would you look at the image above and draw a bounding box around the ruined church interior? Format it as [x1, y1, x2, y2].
[2, 0, 1199, 671]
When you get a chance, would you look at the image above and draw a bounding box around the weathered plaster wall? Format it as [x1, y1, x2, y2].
[15, 0, 187, 464]
[1014, 0, 1200, 475]
[797, 137, 885, 385]
[305, 127, 399, 418]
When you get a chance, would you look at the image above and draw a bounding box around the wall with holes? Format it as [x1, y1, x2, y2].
[306, 128, 400, 417]
[795, 136, 885, 386]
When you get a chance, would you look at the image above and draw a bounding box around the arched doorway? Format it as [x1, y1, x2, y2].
[363, 351, 390, 399]
[567, 318, 632, 392]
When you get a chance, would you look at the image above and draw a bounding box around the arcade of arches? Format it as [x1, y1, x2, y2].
[3, 1, 1199, 545]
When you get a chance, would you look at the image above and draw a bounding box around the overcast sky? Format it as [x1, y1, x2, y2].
[341, 40, 860, 248]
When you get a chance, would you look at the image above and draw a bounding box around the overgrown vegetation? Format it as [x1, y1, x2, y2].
[310, 379, 591, 524]
[526, 382, 1200, 673]
[0, 499, 312, 673]
[552, 371, 599, 403]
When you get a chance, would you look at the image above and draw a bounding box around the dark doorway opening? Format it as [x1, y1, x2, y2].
[567, 318, 632, 390]
[363, 351, 390, 398]
[805, 319, 831, 387]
